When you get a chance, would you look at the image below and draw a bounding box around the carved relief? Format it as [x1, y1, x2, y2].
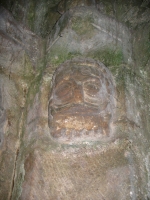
[48, 58, 116, 143]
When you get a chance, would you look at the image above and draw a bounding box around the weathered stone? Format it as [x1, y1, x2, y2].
[49, 58, 116, 143]
[0, 86, 6, 147]
[0, 7, 43, 73]
[47, 6, 132, 68]
[0, 2, 150, 200]
[0, 7, 45, 200]
[20, 140, 141, 199]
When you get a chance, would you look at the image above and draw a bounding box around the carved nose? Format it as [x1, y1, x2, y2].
[74, 84, 83, 103]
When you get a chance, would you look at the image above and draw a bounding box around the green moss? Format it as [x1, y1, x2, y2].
[23, 54, 47, 108]
[103, 1, 114, 15]
[49, 47, 82, 66]
[147, 40, 150, 54]
[144, 39, 150, 66]
[27, 1, 36, 32]
[87, 48, 123, 67]
[71, 15, 94, 38]
[22, 54, 35, 82]
[26, 70, 42, 107]
[87, 47, 137, 87]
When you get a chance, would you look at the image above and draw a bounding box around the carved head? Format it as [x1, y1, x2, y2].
[48, 58, 116, 143]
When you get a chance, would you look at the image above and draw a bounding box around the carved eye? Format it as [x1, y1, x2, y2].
[84, 81, 101, 96]
[55, 81, 72, 98]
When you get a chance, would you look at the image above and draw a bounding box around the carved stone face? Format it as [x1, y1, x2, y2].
[48, 58, 116, 143]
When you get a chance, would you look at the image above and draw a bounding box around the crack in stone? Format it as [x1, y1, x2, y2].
[9, 111, 24, 200]
[9, 147, 20, 200]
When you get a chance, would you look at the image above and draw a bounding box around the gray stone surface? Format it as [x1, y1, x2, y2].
[0, 6, 42, 72]
[0, 84, 5, 147]
[48, 6, 132, 64]
[0, 2, 150, 200]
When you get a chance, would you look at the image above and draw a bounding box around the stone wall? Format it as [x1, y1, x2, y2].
[0, 1, 150, 199]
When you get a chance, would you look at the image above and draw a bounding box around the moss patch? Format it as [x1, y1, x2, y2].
[49, 47, 82, 66]
[27, 1, 36, 32]
[25, 69, 43, 107]
[71, 15, 94, 38]
[87, 48, 123, 67]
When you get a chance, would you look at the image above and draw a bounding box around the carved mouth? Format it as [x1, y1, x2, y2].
[51, 104, 100, 116]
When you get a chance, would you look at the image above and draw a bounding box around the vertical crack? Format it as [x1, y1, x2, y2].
[8, 111, 24, 200]
[9, 147, 20, 200]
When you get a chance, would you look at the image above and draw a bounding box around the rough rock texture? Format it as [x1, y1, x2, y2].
[20, 141, 139, 200]
[0, 1, 150, 200]
[47, 6, 132, 66]
[0, 6, 45, 199]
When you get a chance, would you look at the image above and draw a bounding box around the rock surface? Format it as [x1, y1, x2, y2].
[0, 1, 150, 200]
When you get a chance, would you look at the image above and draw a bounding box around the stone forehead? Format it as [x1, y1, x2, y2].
[52, 58, 112, 82]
